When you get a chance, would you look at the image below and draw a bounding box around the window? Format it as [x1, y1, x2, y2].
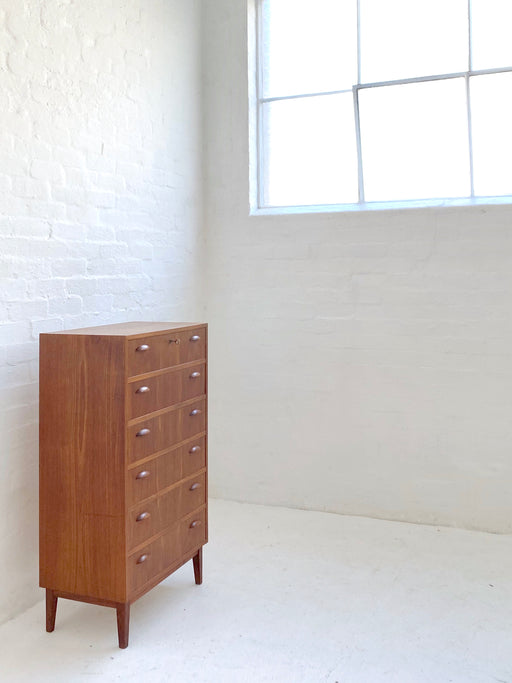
[252, 0, 512, 212]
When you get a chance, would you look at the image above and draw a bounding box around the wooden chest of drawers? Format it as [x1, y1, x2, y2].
[39, 321, 208, 648]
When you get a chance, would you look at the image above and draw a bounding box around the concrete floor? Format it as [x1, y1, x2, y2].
[2, 499, 512, 683]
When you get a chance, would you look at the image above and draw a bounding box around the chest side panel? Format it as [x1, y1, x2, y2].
[39, 334, 127, 602]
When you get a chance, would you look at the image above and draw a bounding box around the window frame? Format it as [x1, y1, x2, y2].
[250, 0, 512, 215]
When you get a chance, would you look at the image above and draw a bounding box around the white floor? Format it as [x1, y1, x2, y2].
[2, 499, 512, 683]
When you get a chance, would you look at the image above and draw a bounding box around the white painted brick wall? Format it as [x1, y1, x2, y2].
[0, 0, 205, 624]
[203, 0, 512, 534]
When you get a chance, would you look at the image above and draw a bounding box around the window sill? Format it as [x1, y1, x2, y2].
[250, 195, 512, 217]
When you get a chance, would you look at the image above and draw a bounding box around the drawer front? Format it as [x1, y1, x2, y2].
[128, 363, 206, 419]
[181, 435, 207, 480]
[127, 513, 206, 594]
[127, 464, 159, 505]
[128, 399, 206, 464]
[180, 508, 207, 556]
[127, 327, 206, 377]
[178, 472, 206, 518]
[127, 536, 165, 594]
[127, 497, 160, 550]
[128, 436, 206, 506]
[159, 472, 206, 527]
[128, 473, 206, 551]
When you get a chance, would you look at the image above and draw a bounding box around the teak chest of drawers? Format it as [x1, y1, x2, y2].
[39, 321, 208, 648]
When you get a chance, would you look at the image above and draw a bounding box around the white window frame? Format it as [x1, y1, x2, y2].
[249, 0, 512, 215]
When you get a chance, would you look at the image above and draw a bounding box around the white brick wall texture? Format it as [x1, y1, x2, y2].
[203, 0, 512, 534]
[0, 0, 204, 623]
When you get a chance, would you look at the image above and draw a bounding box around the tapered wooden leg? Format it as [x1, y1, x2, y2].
[193, 547, 203, 585]
[116, 603, 130, 649]
[46, 589, 58, 632]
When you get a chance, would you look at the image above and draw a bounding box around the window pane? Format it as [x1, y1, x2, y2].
[471, 0, 512, 70]
[262, 94, 358, 207]
[360, 0, 468, 83]
[261, 0, 357, 98]
[359, 79, 470, 202]
[471, 73, 512, 197]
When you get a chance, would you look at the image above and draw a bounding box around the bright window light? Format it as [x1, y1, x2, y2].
[262, 93, 358, 207]
[359, 79, 470, 202]
[254, 0, 512, 212]
[471, 72, 512, 197]
[359, 0, 468, 83]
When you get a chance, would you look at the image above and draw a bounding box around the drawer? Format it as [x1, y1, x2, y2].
[127, 530, 180, 594]
[159, 472, 206, 527]
[127, 473, 206, 551]
[180, 508, 207, 556]
[128, 399, 206, 463]
[128, 363, 206, 419]
[127, 464, 159, 505]
[127, 497, 160, 550]
[128, 537, 163, 593]
[127, 512, 205, 594]
[181, 435, 207, 480]
[178, 472, 206, 517]
[127, 327, 206, 377]
[128, 436, 206, 506]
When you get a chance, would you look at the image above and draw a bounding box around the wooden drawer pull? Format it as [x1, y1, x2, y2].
[136, 512, 150, 522]
[190, 335, 201, 342]
[135, 386, 150, 394]
[189, 445, 201, 454]
[136, 428, 151, 437]
[136, 554, 149, 564]
[136, 470, 151, 480]
[136, 344, 149, 352]
[189, 520, 202, 529]
[169, 338, 181, 345]
[189, 409, 202, 417]
[189, 483, 201, 491]
[190, 371, 201, 379]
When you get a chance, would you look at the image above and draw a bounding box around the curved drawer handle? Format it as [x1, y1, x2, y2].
[189, 483, 201, 491]
[136, 554, 149, 564]
[189, 445, 201, 454]
[136, 428, 151, 437]
[136, 386, 150, 394]
[189, 520, 202, 529]
[169, 338, 181, 345]
[136, 344, 149, 352]
[189, 409, 202, 417]
[190, 371, 201, 379]
[136, 511, 151, 522]
[190, 335, 201, 342]
[136, 470, 151, 480]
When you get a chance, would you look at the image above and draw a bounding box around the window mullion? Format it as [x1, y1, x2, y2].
[355, 0, 363, 203]
[467, 0, 474, 197]
[353, 87, 365, 204]
[357, 0, 362, 85]
[261, 88, 353, 104]
[256, 0, 265, 209]
[466, 75, 475, 197]
[468, 0, 473, 72]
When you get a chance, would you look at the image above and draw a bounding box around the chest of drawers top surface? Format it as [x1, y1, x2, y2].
[47, 321, 205, 338]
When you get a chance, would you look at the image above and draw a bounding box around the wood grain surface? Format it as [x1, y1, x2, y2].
[39, 322, 208, 647]
[39, 334, 127, 601]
